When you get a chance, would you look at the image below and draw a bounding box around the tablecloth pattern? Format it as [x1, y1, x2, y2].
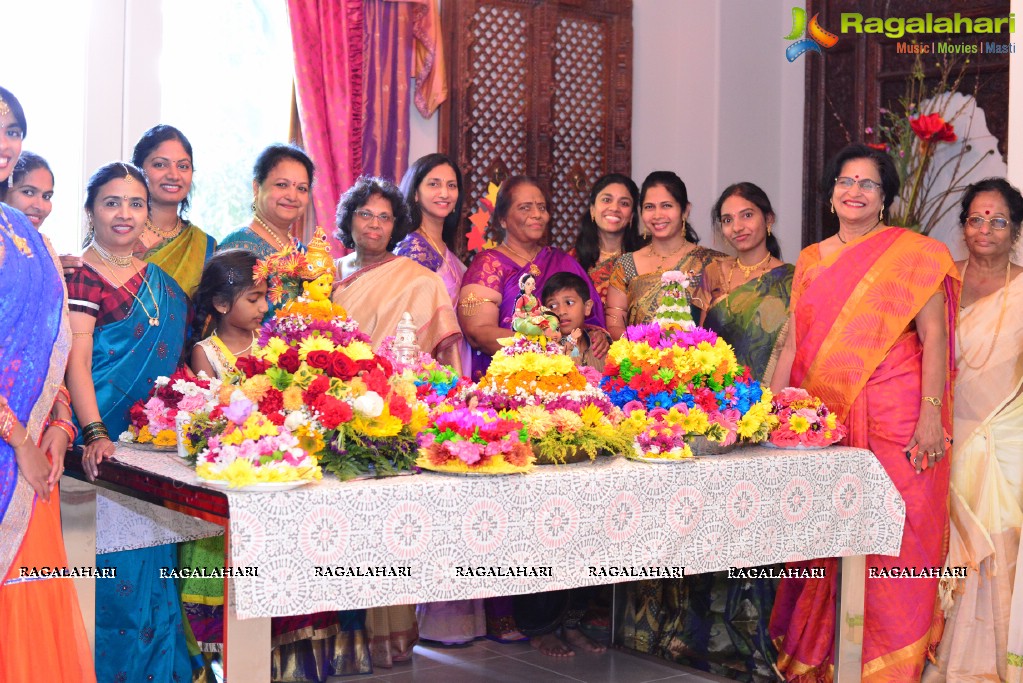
[96, 480, 223, 554]
[109, 446, 905, 618]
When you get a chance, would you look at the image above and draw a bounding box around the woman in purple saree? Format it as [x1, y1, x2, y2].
[458, 176, 604, 381]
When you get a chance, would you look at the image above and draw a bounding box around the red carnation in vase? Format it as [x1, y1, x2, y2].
[305, 350, 331, 370]
[388, 395, 412, 422]
[361, 368, 390, 396]
[277, 347, 301, 373]
[909, 113, 956, 143]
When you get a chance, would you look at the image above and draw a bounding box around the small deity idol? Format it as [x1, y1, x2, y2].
[511, 272, 560, 341]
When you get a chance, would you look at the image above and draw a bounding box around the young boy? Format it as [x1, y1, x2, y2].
[541, 272, 607, 373]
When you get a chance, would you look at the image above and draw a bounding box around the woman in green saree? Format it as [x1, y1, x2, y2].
[130, 125, 217, 297]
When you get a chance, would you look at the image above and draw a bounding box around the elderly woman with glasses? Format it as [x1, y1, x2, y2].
[768, 143, 959, 681]
[332, 175, 463, 374]
[927, 178, 1023, 682]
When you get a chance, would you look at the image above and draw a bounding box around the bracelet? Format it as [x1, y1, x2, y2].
[81, 421, 110, 445]
[14, 429, 31, 448]
[921, 396, 942, 408]
[50, 419, 78, 445]
[54, 386, 72, 409]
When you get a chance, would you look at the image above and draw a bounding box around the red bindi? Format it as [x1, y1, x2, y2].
[985, 210, 991, 215]
[854, 175, 859, 179]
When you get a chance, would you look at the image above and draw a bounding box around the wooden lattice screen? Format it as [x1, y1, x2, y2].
[441, 0, 633, 254]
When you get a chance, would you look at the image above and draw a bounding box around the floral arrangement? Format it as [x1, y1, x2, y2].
[416, 405, 534, 474]
[193, 391, 322, 487]
[462, 334, 625, 463]
[863, 53, 993, 232]
[624, 407, 694, 460]
[119, 368, 220, 448]
[767, 387, 847, 448]
[465, 181, 500, 255]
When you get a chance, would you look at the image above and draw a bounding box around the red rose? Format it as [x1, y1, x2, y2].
[277, 347, 301, 373]
[236, 356, 269, 378]
[259, 388, 284, 417]
[388, 395, 412, 422]
[355, 359, 378, 374]
[306, 350, 331, 370]
[909, 113, 957, 143]
[313, 394, 353, 430]
[374, 355, 393, 376]
[328, 353, 357, 380]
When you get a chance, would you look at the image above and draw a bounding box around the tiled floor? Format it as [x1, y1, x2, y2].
[338, 640, 735, 683]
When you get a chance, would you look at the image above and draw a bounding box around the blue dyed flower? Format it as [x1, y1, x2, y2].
[647, 391, 675, 409]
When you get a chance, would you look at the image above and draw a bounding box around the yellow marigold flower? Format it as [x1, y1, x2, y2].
[153, 429, 177, 447]
[136, 424, 154, 443]
[351, 410, 403, 438]
[789, 414, 811, 434]
[298, 336, 335, 360]
[681, 408, 710, 434]
[826, 413, 837, 430]
[410, 404, 430, 434]
[258, 336, 290, 364]
[282, 386, 304, 411]
[241, 375, 272, 403]
[580, 404, 604, 427]
[344, 340, 374, 361]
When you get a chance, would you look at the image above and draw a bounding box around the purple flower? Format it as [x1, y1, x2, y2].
[222, 395, 254, 424]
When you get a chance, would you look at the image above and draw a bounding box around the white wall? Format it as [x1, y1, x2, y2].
[631, 0, 805, 260]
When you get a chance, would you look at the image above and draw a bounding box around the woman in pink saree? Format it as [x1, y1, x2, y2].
[770, 145, 959, 681]
[394, 154, 473, 377]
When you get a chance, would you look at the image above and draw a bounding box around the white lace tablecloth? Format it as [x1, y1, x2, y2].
[96, 488, 223, 554]
[108, 445, 905, 619]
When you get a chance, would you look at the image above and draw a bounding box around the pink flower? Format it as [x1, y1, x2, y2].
[777, 387, 810, 404]
[178, 393, 207, 413]
[623, 400, 646, 414]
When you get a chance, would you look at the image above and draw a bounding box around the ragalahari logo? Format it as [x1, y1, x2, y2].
[784, 7, 839, 61]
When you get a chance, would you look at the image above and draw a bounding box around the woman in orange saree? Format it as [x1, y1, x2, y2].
[770, 144, 959, 682]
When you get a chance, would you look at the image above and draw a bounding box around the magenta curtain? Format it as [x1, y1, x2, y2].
[363, 0, 448, 182]
[287, 0, 365, 256]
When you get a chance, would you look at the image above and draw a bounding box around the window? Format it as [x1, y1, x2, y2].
[158, 0, 293, 241]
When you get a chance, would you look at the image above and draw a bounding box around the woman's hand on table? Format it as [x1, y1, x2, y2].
[40, 425, 69, 489]
[82, 437, 116, 481]
[15, 440, 52, 502]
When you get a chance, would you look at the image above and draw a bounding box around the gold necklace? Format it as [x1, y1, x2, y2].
[650, 242, 688, 271]
[145, 216, 183, 240]
[418, 228, 446, 257]
[93, 248, 161, 327]
[212, 331, 257, 358]
[599, 248, 622, 263]
[91, 240, 134, 268]
[956, 259, 1011, 370]
[734, 251, 773, 277]
[0, 206, 33, 258]
[253, 213, 291, 252]
[501, 241, 541, 276]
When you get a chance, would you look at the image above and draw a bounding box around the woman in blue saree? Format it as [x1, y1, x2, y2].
[0, 85, 95, 682]
[66, 162, 192, 682]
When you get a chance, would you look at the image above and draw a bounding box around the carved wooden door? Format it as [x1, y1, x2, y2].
[441, 0, 633, 254]
[801, 0, 1009, 245]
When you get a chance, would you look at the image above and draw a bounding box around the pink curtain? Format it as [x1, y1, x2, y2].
[363, 0, 448, 182]
[287, 0, 365, 255]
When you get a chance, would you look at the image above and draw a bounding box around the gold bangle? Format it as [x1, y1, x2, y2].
[921, 396, 942, 408]
[14, 429, 31, 448]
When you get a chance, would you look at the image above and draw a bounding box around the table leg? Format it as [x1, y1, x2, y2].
[833, 555, 866, 683]
[223, 528, 271, 682]
[60, 475, 97, 654]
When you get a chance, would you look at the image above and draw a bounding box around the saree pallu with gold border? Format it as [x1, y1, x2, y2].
[769, 228, 959, 682]
[925, 273, 1023, 682]
[137, 222, 216, 298]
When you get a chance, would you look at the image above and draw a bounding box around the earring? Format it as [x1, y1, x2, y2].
[879, 208, 884, 223]
[830, 201, 836, 215]
[767, 223, 773, 236]
[251, 201, 256, 213]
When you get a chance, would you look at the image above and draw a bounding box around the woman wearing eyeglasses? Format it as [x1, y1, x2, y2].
[926, 178, 1023, 682]
[334, 176, 463, 380]
[769, 144, 959, 681]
